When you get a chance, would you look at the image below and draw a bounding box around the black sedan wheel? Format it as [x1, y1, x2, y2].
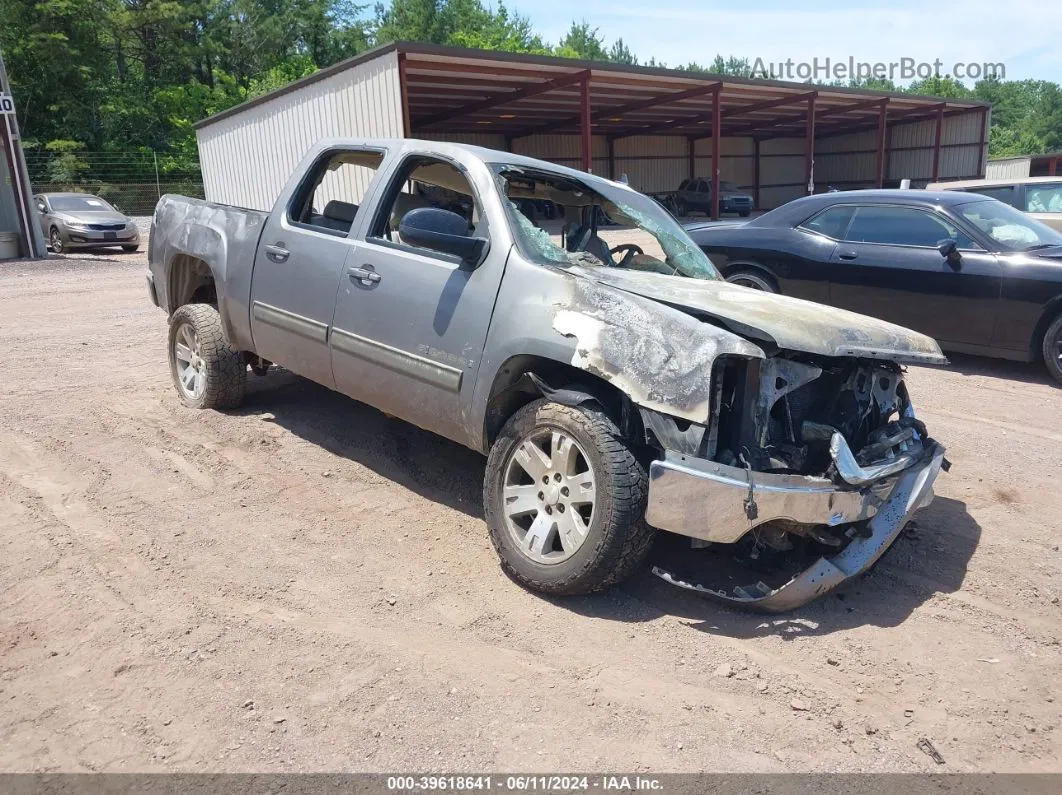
[726, 269, 778, 293]
[1043, 314, 1062, 385]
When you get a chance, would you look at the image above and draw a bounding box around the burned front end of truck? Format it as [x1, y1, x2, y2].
[644, 352, 946, 611]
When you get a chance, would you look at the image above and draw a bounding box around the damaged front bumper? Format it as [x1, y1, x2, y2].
[646, 435, 945, 612]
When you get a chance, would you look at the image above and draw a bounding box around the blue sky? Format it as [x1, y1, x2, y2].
[513, 0, 1062, 84]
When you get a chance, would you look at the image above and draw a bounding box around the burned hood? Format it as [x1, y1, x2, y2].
[566, 266, 948, 366]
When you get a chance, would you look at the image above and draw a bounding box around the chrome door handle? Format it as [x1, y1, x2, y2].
[349, 266, 381, 284]
[265, 243, 290, 263]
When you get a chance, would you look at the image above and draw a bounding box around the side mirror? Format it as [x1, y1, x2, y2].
[398, 207, 486, 267]
[937, 238, 962, 270]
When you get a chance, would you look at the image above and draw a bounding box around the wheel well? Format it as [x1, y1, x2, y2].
[724, 261, 776, 283]
[168, 254, 217, 311]
[483, 356, 639, 447]
[1031, 297, 1062, 360]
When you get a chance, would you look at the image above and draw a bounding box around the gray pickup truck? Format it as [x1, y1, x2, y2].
[147, 138, 948, 611]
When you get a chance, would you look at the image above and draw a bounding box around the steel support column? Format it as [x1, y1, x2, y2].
[753, 138, 761, 209]
[804, 93, 817, 195]
[711, 86, 721, 220]
[688, 137, 695, 180]
[607, 137, 615, 179]
[580, 76, 592, 172]
[977, 107, 988, 178]
[397, 53, 411, 137]
[875, 100, 888, 188]
[932, 104, 945, 181]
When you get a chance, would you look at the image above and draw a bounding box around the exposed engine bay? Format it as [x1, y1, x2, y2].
[642, 352, 947, 611]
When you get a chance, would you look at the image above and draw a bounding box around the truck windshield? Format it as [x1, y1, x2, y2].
[956, 198, 1062, 251]
[491, 165, 720, 280]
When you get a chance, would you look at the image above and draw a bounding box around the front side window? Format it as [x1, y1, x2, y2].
[494, 164, 720, 280]
[957, 198, 1062, 251]
[845, 205, 978, 249]
[288, 149, 384, 235]
[369, 156, 484, 255]
[1024, 183, 1062, 213]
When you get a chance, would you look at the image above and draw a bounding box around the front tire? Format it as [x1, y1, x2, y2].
[50, 227, 64, 254]
[1042, 313, 1062, 385]
[726, 268, 778, 293]
[484, 400, 655, 596]
[167, 303, 246, 409]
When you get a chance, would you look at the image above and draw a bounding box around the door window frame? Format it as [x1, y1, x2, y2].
[361, 151, 491, 267]
[801, 202, 986, 252]
[283, 145, 389, 240]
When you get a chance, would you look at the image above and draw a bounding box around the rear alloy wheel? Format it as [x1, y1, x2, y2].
[168, 303, 246, 409]
[50, 228, 64, 254]
[1042, 314, 1062, 385]
[484, 400, 655, 596]
[726, 268, 778, 293]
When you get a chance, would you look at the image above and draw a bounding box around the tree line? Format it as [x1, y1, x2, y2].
[2, 0, 1059, 181]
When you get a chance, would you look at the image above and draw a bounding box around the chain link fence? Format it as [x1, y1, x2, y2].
[22, 150, 204, 216]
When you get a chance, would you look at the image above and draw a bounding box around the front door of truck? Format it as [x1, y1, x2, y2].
[329, 152, 507, 445]
[248, 147, 385, 388]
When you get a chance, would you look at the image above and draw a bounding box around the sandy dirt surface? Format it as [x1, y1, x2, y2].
[1, 251, 1060, 774]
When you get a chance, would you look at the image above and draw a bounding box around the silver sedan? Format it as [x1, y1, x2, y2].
[35, 192, 141, 254]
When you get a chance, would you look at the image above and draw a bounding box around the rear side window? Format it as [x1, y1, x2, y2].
[966, 185, 1016, 206]
[800, 205, 855, 239]
[1024, 183, 1062, 213]
[845, 205, 979, 248]
[288, 149, 384, 236]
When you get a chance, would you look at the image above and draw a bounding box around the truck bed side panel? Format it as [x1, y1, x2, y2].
[148, 195, 269, 353]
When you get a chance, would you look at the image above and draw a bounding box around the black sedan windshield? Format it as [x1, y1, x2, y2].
[956, 199, 1062, 251]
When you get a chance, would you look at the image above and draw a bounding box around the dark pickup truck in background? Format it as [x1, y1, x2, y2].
[654, 178, 754, 218]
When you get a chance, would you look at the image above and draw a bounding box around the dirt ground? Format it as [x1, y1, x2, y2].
[1, 249, 1060, 774]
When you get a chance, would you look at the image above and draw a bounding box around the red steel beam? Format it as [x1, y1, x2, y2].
[688, 137, 695, 179]
[711, 88, 721, 220]
[617, 88, 814, 139]
[754, 138, 761, 209]
[415, 69, 591, 129]
[805, 94, 816, 194]
[977, 107, 988, 178]
[875, 100, 889, 187]
[517, 82, 722, 138]
[931, 104, 944, 181]
[398, 53, 412, 137]
[580, 75, 592, 172]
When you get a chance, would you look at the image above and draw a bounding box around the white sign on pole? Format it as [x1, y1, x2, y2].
[0, 92, 14, 114]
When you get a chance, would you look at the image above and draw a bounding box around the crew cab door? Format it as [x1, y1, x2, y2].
[329, 151, 508, 446]
[825, 203, 1001, 346]
[248, 147, 385, 388]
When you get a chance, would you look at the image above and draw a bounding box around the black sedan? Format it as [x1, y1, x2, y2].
[685, 190, 1062, 383]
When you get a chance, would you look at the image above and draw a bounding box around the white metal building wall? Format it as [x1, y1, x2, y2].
[196, 50, 404, 211]
[987, 157, 1032, 179]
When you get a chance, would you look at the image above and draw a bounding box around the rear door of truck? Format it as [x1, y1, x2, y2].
[248, 146, 387, 388]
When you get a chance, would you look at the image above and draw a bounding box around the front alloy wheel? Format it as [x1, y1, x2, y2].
[484, 400, 656, 596]
[50, 228, 64, 254]
[502, 428, 596, 564]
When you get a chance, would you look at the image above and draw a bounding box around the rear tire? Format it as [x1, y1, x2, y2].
[726, 268, 778, 293]
[122, 244, 139, 253]
[1042, 313, 1062, 385]
[484, 400, 655, 596]
[168, 303, 246, 409]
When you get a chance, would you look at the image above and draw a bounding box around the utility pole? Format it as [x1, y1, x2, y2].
[0, 47, 45, 258]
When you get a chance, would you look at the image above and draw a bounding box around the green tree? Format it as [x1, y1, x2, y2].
[556, 21, 608, 61]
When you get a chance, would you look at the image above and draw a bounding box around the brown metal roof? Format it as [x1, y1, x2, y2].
[197, 41, 989, 139]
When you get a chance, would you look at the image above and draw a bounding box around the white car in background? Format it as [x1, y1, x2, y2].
[927, 176, 1062, 232]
